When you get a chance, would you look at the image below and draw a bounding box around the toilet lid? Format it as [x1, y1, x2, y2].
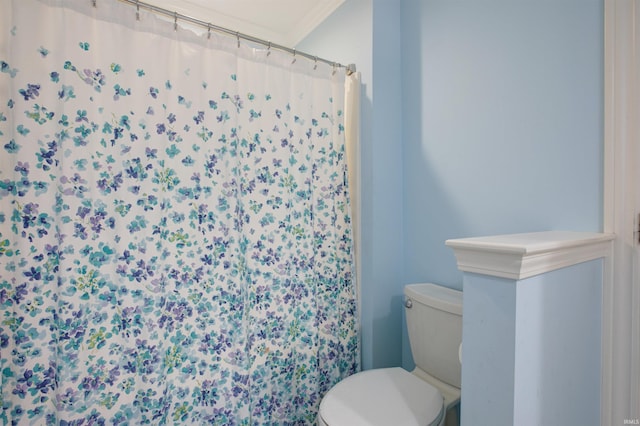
[319, 367, 444, 426]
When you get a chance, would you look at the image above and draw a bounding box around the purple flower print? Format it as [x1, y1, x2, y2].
[18, 83, 40, 100]
[82, 68, 106, 91]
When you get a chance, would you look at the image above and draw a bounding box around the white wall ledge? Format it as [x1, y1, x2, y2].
[446, 231, 614, 280]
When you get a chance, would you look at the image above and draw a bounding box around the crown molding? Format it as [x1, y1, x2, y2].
[446, 231, 614, 280]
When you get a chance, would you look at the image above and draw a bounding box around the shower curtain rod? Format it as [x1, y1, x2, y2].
[107, 0, 356, 75]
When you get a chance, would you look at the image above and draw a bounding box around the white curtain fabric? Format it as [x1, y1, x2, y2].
[0, 0, 359, 424]
[344, 72, 361, 358]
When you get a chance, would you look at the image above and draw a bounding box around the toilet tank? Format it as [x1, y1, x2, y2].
[404, 283, 463, 389]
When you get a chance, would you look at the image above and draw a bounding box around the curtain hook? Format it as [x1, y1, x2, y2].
[92, 0, 96, 7]
[174, 12, 178, 31]
[236, 31, 240, 48]
[313, 56, 318, 70]
[135, 0, 140, 21]
[332, 62, 337, 76]
[207, 24, 211, 39]
[291, 49, 296, 65]
[266, 41, 271, 56]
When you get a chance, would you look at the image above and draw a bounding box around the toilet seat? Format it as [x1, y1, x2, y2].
[318, 367, 444, 426]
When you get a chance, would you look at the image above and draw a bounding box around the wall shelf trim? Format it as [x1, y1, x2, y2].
[446, 231, 614, 280]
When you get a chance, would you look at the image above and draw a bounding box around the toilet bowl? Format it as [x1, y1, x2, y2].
[317, 283, 463, 426]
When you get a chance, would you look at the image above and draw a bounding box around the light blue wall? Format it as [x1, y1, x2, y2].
[513, 261, 602, 425]
[461, 274, 517, 424]
[461, 260, 603, 425]
[400, 0, 603, 368]
[300, 0, 604, 371]
[299, 0, 405, 370]
[401, 0, 603, 288]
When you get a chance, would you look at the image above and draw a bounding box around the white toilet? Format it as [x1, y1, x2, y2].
[317, 283, 463, 426]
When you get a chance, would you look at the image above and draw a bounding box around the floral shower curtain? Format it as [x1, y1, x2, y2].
[0, 0, 359, 424]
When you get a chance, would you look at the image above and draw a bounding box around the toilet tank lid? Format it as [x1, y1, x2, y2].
[404, 283, 463, 315]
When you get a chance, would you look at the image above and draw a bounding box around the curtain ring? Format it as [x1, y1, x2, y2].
[174, 12, 178, 31]
[291, 48, 296, 65]
[332, 63, 337, 76]
[313, 56, 318, 70]
[207, 24, 211, 39]
[266, 41, 271, 56]
[135, 0, 140, 21]
[92, 0, 96, 7]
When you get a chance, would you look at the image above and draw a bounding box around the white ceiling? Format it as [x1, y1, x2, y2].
[142, 0, 345, 47]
